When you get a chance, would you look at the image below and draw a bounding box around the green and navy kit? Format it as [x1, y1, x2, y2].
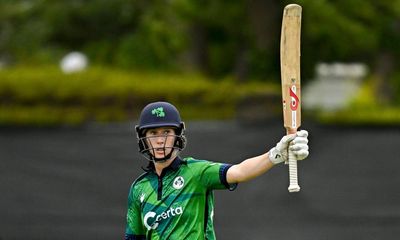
[125, 157, 237, 240]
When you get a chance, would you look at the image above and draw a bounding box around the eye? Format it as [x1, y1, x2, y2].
[147, 130, 157, 136]
[163, 129, 172, 135]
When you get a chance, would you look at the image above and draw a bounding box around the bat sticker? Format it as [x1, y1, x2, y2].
[289, 85, 299, 111]
[292, 111, 297, 128]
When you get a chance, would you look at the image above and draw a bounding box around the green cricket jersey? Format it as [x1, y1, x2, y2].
[125, 157, 237, 240]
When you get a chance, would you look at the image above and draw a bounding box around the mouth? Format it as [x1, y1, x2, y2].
[154, 148, 166, 154]
[153, 147, 174, 157]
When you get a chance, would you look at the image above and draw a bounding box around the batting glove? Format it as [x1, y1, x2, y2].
[269, 130, 309, 165]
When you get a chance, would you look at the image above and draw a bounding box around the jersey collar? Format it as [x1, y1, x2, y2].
[169, 156, 185, 170]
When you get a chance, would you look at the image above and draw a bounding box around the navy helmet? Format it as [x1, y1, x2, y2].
[135, 101, 186, 161]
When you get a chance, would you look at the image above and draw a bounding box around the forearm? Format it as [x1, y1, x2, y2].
[226, 151, 275, 184]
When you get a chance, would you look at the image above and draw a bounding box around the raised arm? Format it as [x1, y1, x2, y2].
[226, 152, 274, 183]
[226, 130, 309, 184]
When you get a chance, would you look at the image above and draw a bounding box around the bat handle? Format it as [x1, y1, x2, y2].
[288, 148, 300, 192]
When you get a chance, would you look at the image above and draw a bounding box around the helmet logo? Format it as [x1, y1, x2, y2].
[151, 107, 165, 117]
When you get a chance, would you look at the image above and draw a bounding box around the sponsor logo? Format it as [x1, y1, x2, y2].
[144, 206, 183, 230]
[289, 85, 299, 111]
[172, 176, 184, 190]
[289, 85, 299, 128]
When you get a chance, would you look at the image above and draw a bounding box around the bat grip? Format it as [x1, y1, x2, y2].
[288, 149, 300, 192]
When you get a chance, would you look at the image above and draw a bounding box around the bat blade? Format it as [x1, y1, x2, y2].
[280, 4, 302, 193]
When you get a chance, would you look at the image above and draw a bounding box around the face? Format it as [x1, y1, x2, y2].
[145, 127, 177, 159]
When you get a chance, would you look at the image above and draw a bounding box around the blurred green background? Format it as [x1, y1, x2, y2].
[1, 0, 400, 126]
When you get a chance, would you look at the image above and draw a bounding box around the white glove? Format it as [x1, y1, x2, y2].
[269, 130, 309, 165]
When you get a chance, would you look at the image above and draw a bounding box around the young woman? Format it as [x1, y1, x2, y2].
[125, 101, 309, 240]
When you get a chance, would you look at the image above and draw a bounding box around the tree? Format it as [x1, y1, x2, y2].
[1, 0, 400, 103]
[296, 0, 400, 102]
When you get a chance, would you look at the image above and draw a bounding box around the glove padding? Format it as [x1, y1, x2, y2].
[269, 130, 309, 165]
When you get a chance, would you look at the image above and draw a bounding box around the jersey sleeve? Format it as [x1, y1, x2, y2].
[193, 159, 237, 190]
[125, 184, 146, 240]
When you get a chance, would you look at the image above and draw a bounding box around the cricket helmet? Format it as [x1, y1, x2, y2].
[135, 101, 186, 161]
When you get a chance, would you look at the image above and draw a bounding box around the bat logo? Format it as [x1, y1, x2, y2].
[289, 85, 299, 111]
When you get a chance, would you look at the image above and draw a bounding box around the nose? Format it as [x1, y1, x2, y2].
[155, 135, 166, 145]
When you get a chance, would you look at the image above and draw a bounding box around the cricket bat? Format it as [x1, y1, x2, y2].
[280, 4, 302, 192]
